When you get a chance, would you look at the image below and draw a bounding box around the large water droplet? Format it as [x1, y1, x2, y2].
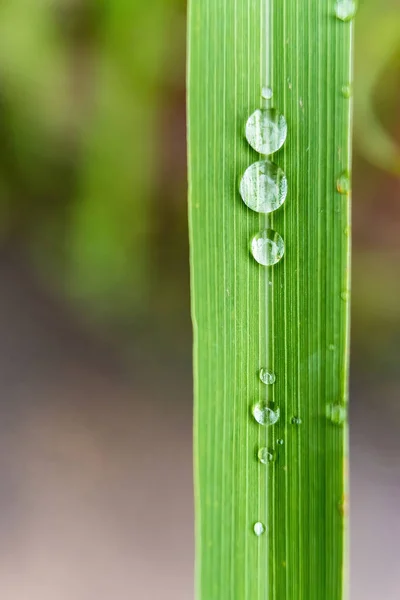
[251, 229, 285, 266]
[258, 447, 274, 464]
[245, 109, 287, 155]
[239, 160, 287, 214]
[327, 404, 347, 425]
[262, 86, 273, 100]
[337, 172, 351, 194]
[253, 522, 265, 536]
[334, 0, 357, 21]
[259, 368, 276, 385]
[252, 403, 280, 426]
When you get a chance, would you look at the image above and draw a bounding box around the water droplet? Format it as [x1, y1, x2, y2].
[245, 109, 287, 155]
[254, 522, 265, 536]
[258, 447, 274, 464]
[262, 86, 273, 100]
[291, 416, 302, 425]
[344, 226, 351, 236]
[239, 160, 288, 214]
[342, 84, 352, 98]
[328, 343, 335, 351]
[277, 438, 284, 445]
[334, 0, 357, 21]
[259, 368, 276, 385]
[327, 404, 347, 425]
[252, 403, 280, 426]
[251, 229, 285, 266]
[341, 290, 350, 301]
[336, 172, 351, 195]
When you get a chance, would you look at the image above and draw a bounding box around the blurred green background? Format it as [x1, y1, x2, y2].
[0, 1, 398, 598]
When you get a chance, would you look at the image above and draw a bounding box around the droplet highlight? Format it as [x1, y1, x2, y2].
[259, 368, 276, 385]
[262, 86, 273, 100]
[337, 172, 351, 195]
[251, 229, 285, 266]
[254, 522, 265, 536]
[252, 403, 280, 426]
[245, 108, 287, 155]
[334, 0, 357, 21]
[258, 447, 274, 464]
[239, 160, 288, 214]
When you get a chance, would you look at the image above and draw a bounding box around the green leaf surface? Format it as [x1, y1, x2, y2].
[188, 1, 352, 599]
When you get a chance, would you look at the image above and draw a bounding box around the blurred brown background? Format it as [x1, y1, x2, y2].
[0, 0, 398, 598]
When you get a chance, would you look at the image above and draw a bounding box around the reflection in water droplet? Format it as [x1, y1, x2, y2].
[342, 84, 352, 98]
[337, 172, 351, 195]
[258, 447, 274, 464]
[262, 86, 273, 100]
[251, 229, 285, 266]
[334, 0, 357, 21]
[252, 403, 280, 426]
[327, 404, 347, 425]
[239, 160, 288, 214]
[245, 109, 287, 155]
[254, 522, 265, 536]
[291, 416, 302, 425]
[259, 368, 276, 385]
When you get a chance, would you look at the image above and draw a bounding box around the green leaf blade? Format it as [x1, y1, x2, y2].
[188, 1, 352, 599]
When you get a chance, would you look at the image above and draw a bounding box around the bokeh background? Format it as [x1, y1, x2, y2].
[0, 1, 398, 598]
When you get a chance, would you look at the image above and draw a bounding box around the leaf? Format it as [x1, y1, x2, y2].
[188, 1, 351, 599]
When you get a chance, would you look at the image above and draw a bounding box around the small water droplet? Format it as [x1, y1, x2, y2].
[245, 109, 287, 155]
[258, 447, 274, 464]
[344, 226, 351, 236]
[328, 343, 336, 351]
[277, 438, 284, 445]
[262, 86, 273, 100]
[252, 403, 280, 426]
[334, 0, 357, 21]
[291, 416, 302, 425]
[251, 229, 285, 266]
[341, 290, 350, 301]
[327, 404, 347, 425]
[254, 522, 265, 536]
[259, 368, 276, 385]
[239, 160, 287, 214]
[342, 84, 352, 98]
[336, 172, 351, 195]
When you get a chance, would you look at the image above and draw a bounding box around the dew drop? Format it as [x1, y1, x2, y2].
[262, 86, 273, 100]
[341, 84, 352, 98]
[334, 0, 357, 21]
[341, 290, 350, 301]
[291, 416, 302, 425]
[259, 368, 276, 385]
[252, 403, 280, 426]
[277, 438, 284, 445]
[327, 404, 347, 425]
[245, 108, 287, 155]
[239, 160, 288, 214]
[337, 171, 351, 195]
[254, 522, 265, 536]
[251, 229, 285, 266]
[258, 447, 274, 464]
